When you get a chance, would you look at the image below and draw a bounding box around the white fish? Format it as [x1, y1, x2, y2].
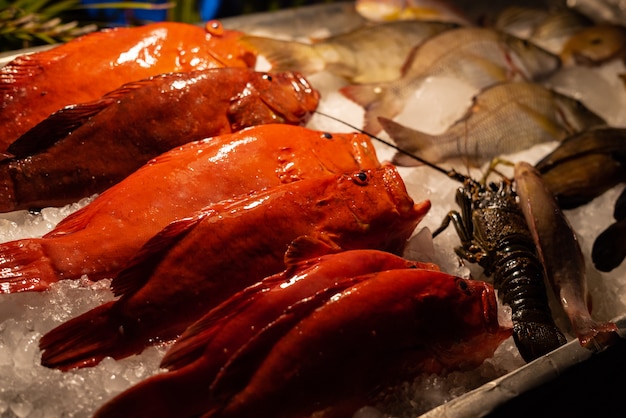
[381, 81, 606, 167]
[341, 27, 561, 133]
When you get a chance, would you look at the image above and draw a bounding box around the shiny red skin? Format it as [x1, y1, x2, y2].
[0, 20, 257, 149]
[39, 165, 430, 371]
[0, 125, 379, 293]
[207, 269, 510, 418]
[0, 68, 319, 212]
[93, 249, 439, 418]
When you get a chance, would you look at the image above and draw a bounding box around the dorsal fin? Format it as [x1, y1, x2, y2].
[110, 210, 211, 298]
[6, 77, 154, 157]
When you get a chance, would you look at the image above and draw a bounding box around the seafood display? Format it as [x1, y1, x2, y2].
[0, 20, 256, 149]
[514, 161, 619, 350]
[39, 165, 429, 370]
[380, 80, 606, 167]
[241, 20, 457, 83]
[339, 26, 562, 133]
[0, 68, 319, 212]
[92, 250, 442, 418]
[0, 125, 380, 293]
[3, 2, 626, 418]
[426, 166, 566, 362]
[191, 270, 508, 418]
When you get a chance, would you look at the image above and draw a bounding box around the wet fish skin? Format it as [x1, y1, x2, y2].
[535, 127, 626, 209]
[0, 124, 381, 293]
[38, 165, 430, 370]
[340, 27, 561, 133]
[355, 0, 472, 25]
[0, 21, 256, 150]
[560, 24, 626, 66]
[0, 68, 319, 213]
[242, 20, 458, 84]
[382, 81, 606, 167]
[92, 250, 439, 418]
[515, 161, 620, 350]
[204, 269, 509, 418]
[494, 6, 593, 53]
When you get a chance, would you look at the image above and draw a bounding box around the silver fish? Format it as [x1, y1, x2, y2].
[494, 6, 593, 53]
[241, 20, 457, 84]
[381, 81, 606, 167]
[341, 27, 562, 133]
[515, 161, 620, 351]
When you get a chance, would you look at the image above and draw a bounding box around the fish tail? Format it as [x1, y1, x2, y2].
[94, 368, 210, 418]
[39, 301, 137, 370]
[377, 117, 442, 166]
[241, 35, 324, 75]
[0, 238, 58, 293]
[573, 317, 621, 351]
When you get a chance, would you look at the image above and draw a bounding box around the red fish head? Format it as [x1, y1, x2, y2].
[227, 72, 320, 130]
[328, 164, 430, 255]
[427, 277, 513, 371]
[202, 20, 258, 68]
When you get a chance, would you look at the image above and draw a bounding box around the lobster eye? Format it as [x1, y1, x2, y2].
[352, 171, 369, 185]
[321, 132, 333, 140]
[262, 74, 273, 82]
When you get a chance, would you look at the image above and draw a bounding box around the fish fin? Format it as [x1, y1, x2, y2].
[160, 280, 269, 370]
[209, 276, 366, 400]
[340, 83, 401, 134]
[110, 211, 211, 298]
[6, 75, 154, 157]
[378, 117, 441, 166]
[6, 98, 115, 157]
[39, 301, 138, 370]
[283, 234, 343, 266]
[0, 238, 58, 293]
[240, 35, 324, 75]
[93, 368, 201, 418]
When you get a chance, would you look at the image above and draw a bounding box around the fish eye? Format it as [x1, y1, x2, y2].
[205, 20, 224, 36]
[262, 74, 273, 82]
[321, 132, 333, 139]
[456, 279, 472, 295]
[352, 171, 369, 185]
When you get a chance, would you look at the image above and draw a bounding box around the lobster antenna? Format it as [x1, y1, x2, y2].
[314, 111, 467, 183]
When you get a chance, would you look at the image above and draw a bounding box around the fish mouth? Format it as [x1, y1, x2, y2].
[262, 72, 320, 124]
[381, 164, 430, 219]
[481, 283, 505, 333]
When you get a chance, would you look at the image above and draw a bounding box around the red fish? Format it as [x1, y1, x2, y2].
[92, 249, 439, 418]
[0, 20, 256, 150]
[0, 124, 381, 293]
[39, 165, 430, 370]
[0, 68, 319, 212]
[202, 269, 510, 418]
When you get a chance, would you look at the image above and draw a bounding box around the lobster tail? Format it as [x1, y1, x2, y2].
[492, 234, 566, 362]
[0, 238, 58, 293]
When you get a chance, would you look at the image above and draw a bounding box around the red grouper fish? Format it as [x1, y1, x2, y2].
[200, 269, 510, 418]
[0, 124, 381, 293]
[0, 67, 320, 212]
[0, 20, 257, 149]
[39, 164, 430, 370]
[93, 249, 440, 418]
